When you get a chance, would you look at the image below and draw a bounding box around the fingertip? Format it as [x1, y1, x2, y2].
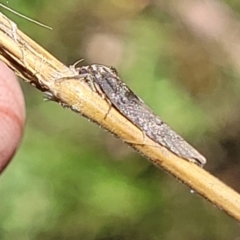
[0, 62, 25, 173]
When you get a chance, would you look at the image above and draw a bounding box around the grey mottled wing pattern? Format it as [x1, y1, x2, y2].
[77, 64, 206, 166]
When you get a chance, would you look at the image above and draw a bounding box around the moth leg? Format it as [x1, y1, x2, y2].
[68, 72, 114, 119]
[103, 98, 113, 119]
[54, 72, 90, 85]
[88, 80, 113, 119]
[123, 131, 156, 146]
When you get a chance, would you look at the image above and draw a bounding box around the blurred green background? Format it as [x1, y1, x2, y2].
[1, 0, 240, 239]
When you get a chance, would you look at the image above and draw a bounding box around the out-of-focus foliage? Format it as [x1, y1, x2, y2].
[1, 0, 240, 239]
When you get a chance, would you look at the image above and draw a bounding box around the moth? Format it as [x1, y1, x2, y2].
[74, 64, 206, 166]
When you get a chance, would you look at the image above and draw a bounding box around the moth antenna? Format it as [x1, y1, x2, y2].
[0, 3, 52, 30]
